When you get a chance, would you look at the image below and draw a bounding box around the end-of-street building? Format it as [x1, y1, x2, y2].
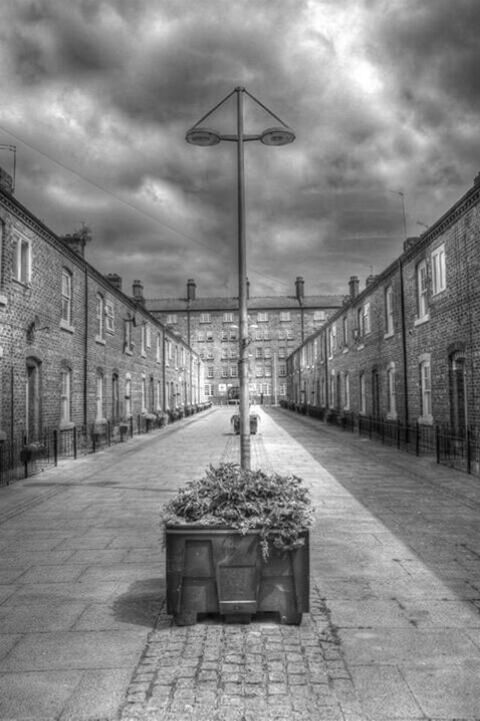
[146, 278, 343, 405]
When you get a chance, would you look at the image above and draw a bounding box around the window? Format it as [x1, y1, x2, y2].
[221, 331, 228, 341]
[95, 293, 105, 341]
[197, 331, 205, 342]
[60, 367, 72, 425]
[156, 333, 162, 362]
[112, 373, 120, 423]
[206, 330, 214, 342]
[420, 359, 432, 419]
[200, 313, 211, 323]
[265, 366, 272, 377]
[167, 314, 177, 324]
[13, 232, 31, 284]
[279, 383, 287, 397]
[360, 373, 366, 414]
[145, 324, 151, 348]
[223, 312, 233, 323]
[387, 364, 396, 418]
[263, 329, 270, 341]
[344, 372, 350, 410]
[221, 366, 229, 378]
[156, 380, 162, 411]
[61, 268, 73, 325]
[141, 375, 146, 413]
[356, 306, 364, 337]
[125, 375, 132, 417]
[255, 347, 263, 359]
[342, 316, 348, 346]
[230, 366, 237, 377]
[229, 329, 237, 341]
[255, 366, 264, 377]
[416, 259, 429, 320]
[105, 299, 114, 333]
[280, 311, 291, 322]
[385, 286, 394, 336]
[363, 302, 371, 335]
[264, 347, 272, 358]
[96, 371, 104, 421]
[279, 364, 286, 377]
[124, 316, 133, 352]
[207, 366, 214, 379]
[314, 310, 325, 323]
[286, 329, 294, 340]
[431, 244, 446, 295]
[278, 348, 286, 359]
[204, 383, 214, 397]
[257, 312, 268, 322]
[229, 348, 237, 359]
[221, 348, 229, 360]
[328, 325, 336, 357]
[255, 330, 263, 341]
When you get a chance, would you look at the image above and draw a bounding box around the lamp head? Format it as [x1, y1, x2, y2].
[260, 127, 295, 146]
[185, 127, 221, 146]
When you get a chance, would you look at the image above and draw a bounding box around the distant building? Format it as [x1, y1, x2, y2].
[146, 278, 343, 404]
[287, 173, 480, 432]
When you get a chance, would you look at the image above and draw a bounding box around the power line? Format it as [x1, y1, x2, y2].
[0, 123, 291, 289]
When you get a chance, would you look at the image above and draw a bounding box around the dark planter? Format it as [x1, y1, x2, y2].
[231, 414, 260, 435]
[165, 526, 309, 626]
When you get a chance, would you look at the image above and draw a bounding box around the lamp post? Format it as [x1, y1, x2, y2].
[186, 87, 294, 470]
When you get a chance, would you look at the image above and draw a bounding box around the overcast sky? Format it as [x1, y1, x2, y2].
[1, 0, 479, 300]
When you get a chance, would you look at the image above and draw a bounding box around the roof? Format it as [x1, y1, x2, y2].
[145, 294, 344, 313]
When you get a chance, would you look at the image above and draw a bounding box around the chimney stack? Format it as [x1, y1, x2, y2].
[105, 273, 122, 291]
[132, 279, 145, 306]
[348, 276, 359, 299]
[60, 225, 91, 258]
[295, 276, 305, 300]
[0, 167, 13, 194]
[187, 278, 196, 301]
[366, 274, 378, 287]
[403, 236, 420, 253]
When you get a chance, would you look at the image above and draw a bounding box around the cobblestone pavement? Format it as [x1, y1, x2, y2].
[121, 586, 360, 721]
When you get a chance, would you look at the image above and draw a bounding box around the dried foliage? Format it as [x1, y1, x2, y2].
[162, 463, 314, 558]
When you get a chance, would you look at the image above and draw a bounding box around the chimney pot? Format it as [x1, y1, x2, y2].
[105, 273, 122, 291]
[403, 236, 420, 253]
[348, 276, 359, 299]
[187, 278, 196, 301]
[132, 279, 145, 305]
[295, 276, 305, 300]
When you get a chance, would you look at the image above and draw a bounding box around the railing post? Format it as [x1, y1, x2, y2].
[107, 420, 111, 446]
[415, 422, 420, 456]
[435, 425, 440, 464]
[130, 416, 134, 438]
[54, 429, 58, 466]
[467, 427, 472, 475]
[397, 418, 401, 449]
[92, 426, 96, 454]
[73, 427, 77, 459]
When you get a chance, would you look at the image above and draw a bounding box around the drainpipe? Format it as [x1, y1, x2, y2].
[399, 258, 409, 428]
[83, 268, 88, 428]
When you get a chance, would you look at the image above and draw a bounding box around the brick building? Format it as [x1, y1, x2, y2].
[0, 168, 203, 445]
[146, 279, 343, 404]
[287, 173, 480, 432]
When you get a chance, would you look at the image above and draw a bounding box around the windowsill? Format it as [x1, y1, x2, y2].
[0, 293, 7, 307]
[12, 278, 31, 289]
[418, 414, 433, 426]
[432, 287, 446, 297]
[356, 343, 365, 351]
[59, 421, 75, 431]
[124, 348, 133, 356]
[95, 336, 106, 345]
[414, 315, 430, 327]
[342, 347, 349, 354]
[141, 352, 146, 358]
[384, 331, 394, 340]
[60, 319, 75, 334]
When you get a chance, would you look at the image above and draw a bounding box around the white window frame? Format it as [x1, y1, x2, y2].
[96, 371, 104, 422]
[344, 372, 350, 410]
[416, 259, 429, 322]
[363, 302, 371, 335]
[95, 293, 105, 342]
[257, 312, 268, 322]
[279, 311, 291, 322]
[61, 268, 73, 327]
[13, 231, 31, 284]
[386, 363, 397, 419]
[60, 368, 72, 425]
[314, 310, 325, 323]
[223, 312, 233, 323]
[419, 357, 432, 422]
[125, 375, 132, 418]
[105, 299, 115, 333]
[385, 286, 394, 337]
[431, 244, 446, 295]
[200, 313, 211, 323]
[166, 314, 177, 324]
[360, 373, 366, 414]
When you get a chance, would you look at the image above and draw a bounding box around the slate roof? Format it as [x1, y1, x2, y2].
[145, 294, 343, 313]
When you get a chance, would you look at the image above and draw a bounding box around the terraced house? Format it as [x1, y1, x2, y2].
[287, 172, 480, 438]
[0, 166, 204, 449]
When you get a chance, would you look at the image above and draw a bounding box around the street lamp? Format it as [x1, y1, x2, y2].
[186, 87, 294, 470]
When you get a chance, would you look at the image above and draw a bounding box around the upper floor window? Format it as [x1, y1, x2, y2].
[156, 333, 162, 362]
[124, 316, 133, 353]
[223, 312, 233, 323]
[431, 244, 446, 295]
[125, 375, 132, 417]
[385, 285, 394, 336]
[314, 310, 326, 323]
[416, 259, 429, 320]
[359, 372, 366, 414]
[197, 331, 205, 342]
[344, 372, 350, 410]
[95, 293, 105, 341]
[61, 268, 73, 325]
[363, 302, 371, 335]
[167, 314, 177, 324]
[206, 330, 214, 342]
[387, 363, 396, 418]
[105, 299, 115, 333]
[13, 232, 31, 284]
[257, 312, 268, 322]
[342, 316, 348, 346]
[96, 371, 104, 421]
[200, 313, 211, 323]
[279, 311, 291, 322]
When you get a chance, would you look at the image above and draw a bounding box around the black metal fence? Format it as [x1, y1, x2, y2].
[0, 403, 212, 488]
[280, 400, 480, 477]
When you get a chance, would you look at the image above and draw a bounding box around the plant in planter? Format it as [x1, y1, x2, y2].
[162, 463, 313, 626]
[230, 413, 260, 435]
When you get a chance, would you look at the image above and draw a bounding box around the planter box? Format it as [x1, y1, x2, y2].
[166, 526, 309, 625]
